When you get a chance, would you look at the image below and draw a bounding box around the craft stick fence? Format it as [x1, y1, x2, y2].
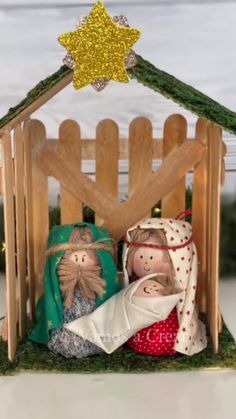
[0, 114, 225, 360]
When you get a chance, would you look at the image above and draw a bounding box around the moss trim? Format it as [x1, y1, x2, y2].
[131, 55, 236, 134]
[1, 55, 236, 135]
[0, 65, 71, 131]
[0, 322, 235, 375]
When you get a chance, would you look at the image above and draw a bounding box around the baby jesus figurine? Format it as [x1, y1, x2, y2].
[66, 273, 182, 354]
[134, 274, 180, 297]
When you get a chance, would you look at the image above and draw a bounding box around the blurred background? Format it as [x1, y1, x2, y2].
[0, 0, 235, 276]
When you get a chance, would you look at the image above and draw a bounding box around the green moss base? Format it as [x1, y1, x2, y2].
[0, 323, 235, 376]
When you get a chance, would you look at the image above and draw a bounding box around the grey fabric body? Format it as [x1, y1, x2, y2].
[47, 288, 103, 358]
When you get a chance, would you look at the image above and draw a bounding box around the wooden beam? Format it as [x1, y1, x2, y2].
[128, 117, 153, 195]
[30, 120, 49, 300]
[1, 131, 17, 360]
[95, 119, 119, 225]
[23, 120, 36, 319]
[59, 119, 83, 224]
[14, 125, 27, 338]
[0, 73, 73, 137]
[46, 137, 194, 160]
[206, 124, 222, 353]
[162, 114, 187, 218]
[192, 118, 208, 313]
[102, 140, 205, 239]
[36, 142, 118, 220]
[128, 117, 153, 218]
[37, 138, 205, 241]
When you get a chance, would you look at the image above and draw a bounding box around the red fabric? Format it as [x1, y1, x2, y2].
[127, 307, 179, 355]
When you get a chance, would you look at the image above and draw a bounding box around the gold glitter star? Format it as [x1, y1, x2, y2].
[58, 1, 140, 89]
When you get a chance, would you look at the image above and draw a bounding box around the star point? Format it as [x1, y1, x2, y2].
[58, 1, 141, 90]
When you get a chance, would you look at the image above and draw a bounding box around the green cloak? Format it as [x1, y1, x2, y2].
[29, 222, 121, 344]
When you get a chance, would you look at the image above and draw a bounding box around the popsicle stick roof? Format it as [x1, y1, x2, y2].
[1, 54, 236, 136]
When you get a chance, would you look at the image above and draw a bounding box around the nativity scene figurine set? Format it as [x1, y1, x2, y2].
[2, 1, 227, 364]
[29, 218, 207, 359]
[27, 3, 204, 359]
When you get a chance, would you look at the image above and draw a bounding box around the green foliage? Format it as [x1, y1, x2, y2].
[0, 322, 235, 375]
[186, 187, 193, 213]
[220, 197, 236, 276]
[49, 206, 60, 227]
[83, 206, 95, 224]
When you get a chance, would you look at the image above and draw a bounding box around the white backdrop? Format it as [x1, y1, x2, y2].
[0, 0, 236, 199]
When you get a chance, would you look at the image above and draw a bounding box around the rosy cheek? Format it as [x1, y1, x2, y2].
[151, 259, 161, 269]
[132, 259, 144, 277]
[83, 258, 93, 267]
[133, 258, 144, 270]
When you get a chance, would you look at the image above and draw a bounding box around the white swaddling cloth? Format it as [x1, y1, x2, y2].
[65, 274, 182, 354]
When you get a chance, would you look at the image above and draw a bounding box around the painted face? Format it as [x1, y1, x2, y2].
[68, 250, 97, 267]
[132, 237, 171, 278]
[134, 279, 164, 297]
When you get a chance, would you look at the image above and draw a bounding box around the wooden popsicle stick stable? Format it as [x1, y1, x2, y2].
[95, 119, 119, 226]
[14, 125, 27, 338]
[0, 115, 225, 359]
[1, 131, 17, 361]
[162, 114, 187, 218]
[59, 119, 83, 224]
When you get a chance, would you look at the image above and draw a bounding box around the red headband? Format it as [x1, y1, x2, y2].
[124, 236, 193, 251]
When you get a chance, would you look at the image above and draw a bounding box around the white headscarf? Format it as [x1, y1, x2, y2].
[122, 218, 207, 356]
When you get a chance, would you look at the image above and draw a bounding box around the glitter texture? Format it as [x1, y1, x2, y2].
[91, 77, 109, 92]
[113, 15, 129, 27]
[63, 53, 75, 69]
[125, 50, 137, 69]
[76, 15, 88, 28]
[58, 1, 140, 90]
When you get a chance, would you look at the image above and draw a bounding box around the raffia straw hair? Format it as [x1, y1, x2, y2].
[56, 227, 107, 308]
[126, 228, 176, 282]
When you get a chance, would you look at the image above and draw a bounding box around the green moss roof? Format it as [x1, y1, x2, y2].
[1, 54, 236, 135]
